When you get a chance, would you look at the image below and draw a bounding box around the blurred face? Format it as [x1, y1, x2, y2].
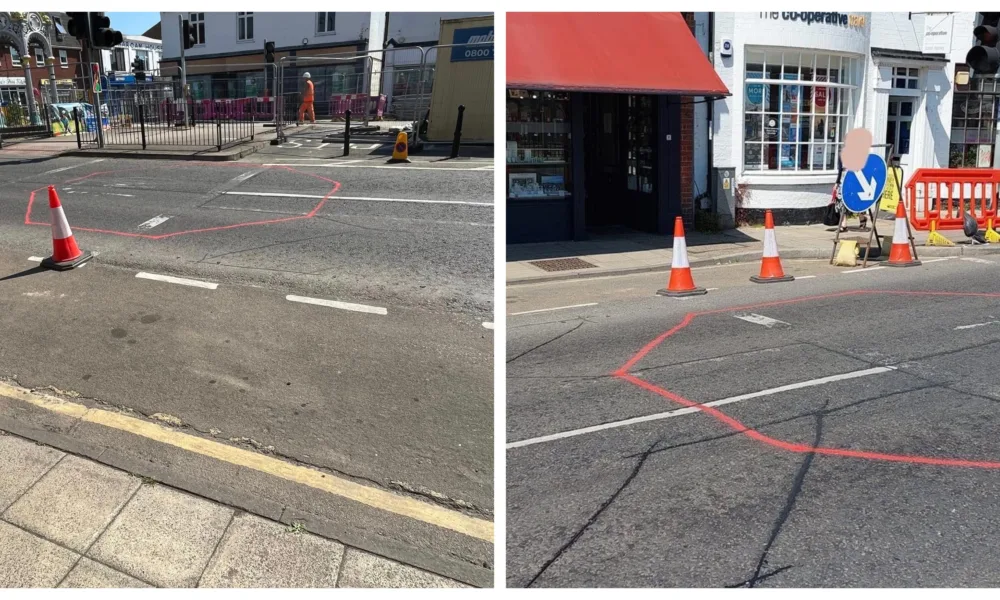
[841, 128, 873, 171]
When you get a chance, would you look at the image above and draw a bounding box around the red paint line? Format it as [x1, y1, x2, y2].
[617, 289, 1000, 470]
[23, 165, 341, 240]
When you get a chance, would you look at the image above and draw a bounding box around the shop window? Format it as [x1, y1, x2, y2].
[626, 95, 655, 194]
[111, 48, 126, 72]
[892, 67, 919, 90]
[506, 89, 572, 200]
[949, 77, 999, 168]
[744, 49, 859, 173]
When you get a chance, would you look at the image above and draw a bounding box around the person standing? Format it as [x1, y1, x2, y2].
[297, 72, 316, 125]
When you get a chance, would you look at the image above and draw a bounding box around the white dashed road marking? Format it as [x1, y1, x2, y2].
[507, 366, 898, 449]
[510, 303, 598, 316]
[42, 158, 104, 175]
[796, 275, 817, 279]
[955, 319, 1000, 330]
[137, 215, 172, 230]
[961, 257, 995, 265]
[734, 313, 789, 328]
[843, 266, 886, 273]
[482, 322, 494, 330]
[286, 295, 387, 316]
[27, 256, 43, 262]
[135, 272, 219, 289]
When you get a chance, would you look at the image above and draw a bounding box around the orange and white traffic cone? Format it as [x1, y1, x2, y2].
[885, 200, 921, 267]
[750, 210, 794, 283]
[657, 216, 707, 297]
[41, 185, 92, 271]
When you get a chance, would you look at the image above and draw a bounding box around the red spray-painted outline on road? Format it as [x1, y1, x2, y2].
[614, 289, 1000, 469]
[24, 162, 341, 240]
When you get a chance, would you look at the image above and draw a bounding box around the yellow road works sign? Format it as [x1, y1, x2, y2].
[879, 166, 904, 212]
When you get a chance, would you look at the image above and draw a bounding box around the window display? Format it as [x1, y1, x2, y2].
[506, 89, 572, 199]
[743, 50, 860, 173]
[949, 77, 1000, 168]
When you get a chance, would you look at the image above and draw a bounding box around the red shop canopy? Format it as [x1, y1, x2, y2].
[507, 12, 730, 96]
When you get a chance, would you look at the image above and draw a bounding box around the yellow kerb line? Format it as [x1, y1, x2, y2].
[0, 381, 493, 542]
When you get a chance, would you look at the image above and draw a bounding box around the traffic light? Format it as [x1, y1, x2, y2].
[89, 12, 123, 49]
[66, 12, 90, 43]
[264, 41, 275, 64]
[967, 13, 1000, 74]
[182, 20, 196, 50]
[132, 56, 145, 81]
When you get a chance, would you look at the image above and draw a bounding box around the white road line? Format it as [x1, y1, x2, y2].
[510, 303, 599, 316]
[922, 257, 951, 263]
[135, 272, 219, 290]
[955, 320, 1000, 330]
[41, 158, 104, 175]
[842, 266, 886, 273]
[706, 287, 719, 291]
[233, 170, 261, 184]
[482, 322, 494, 330]
[961, 257, 995, 265]
[137, 215, 172, 230]
[27, 256, 43, 262]
[796, 275, 817, 279]
[211, 206, 309, 215]
[221, 191, 493, 207]
[734, 313, 789, 328]
[261, 163, 492, 172]
[286, 295, 387, 315]
[506, 366, 897, 449]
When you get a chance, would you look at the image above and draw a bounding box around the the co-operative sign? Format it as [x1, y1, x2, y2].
[451, 27, 494, 62]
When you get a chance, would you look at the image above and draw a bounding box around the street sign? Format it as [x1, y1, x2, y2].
[879, 166, 904, 213]
[841, 153, 887, 213]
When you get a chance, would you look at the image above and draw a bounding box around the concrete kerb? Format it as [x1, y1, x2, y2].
[62, 141, 269, 162]
[506, 244, 1000, 286]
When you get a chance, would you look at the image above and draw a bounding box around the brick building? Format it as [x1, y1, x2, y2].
[506, 12, 727, 244]
[0, 12, 86, 105]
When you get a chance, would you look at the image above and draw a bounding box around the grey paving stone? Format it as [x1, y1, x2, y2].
[199, 513, 344, 588]
[0, 432, 64, 512]
[0, 520, 79, 588]
[4, 454, 140, 552]
[338, 548, 471, 588]
[58, 558, 151, 588]
[88, 484, 233, 588]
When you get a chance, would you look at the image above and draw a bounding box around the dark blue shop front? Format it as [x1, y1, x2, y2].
[506, 13, 730, 244]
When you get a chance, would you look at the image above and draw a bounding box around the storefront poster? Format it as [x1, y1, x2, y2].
[746, 72, 766, 110]
[782, 73, 799, 113]
[978, 145, 993, 168]
[814, 76, 827, 112]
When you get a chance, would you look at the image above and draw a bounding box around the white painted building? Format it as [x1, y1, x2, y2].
[694, 11, 989, 225]
[99, 35, 162, 78]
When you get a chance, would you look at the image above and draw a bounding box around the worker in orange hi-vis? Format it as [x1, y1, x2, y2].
[297, 72, 316, 125]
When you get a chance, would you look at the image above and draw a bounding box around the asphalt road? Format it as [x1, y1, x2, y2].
[0, 152, 494, 584]
[507, 255, 1000, 587]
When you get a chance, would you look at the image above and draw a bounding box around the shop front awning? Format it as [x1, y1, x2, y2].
[507, 12, 729, 96]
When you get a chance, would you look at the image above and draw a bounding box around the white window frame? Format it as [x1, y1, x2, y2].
[189, 13, 206, 46]
[742, 48, 860, 176]
[886, 97, 915, 159]
[892, 66, 920, 90]
[317, 12, 336, 35]
[33, 47, 44, 66]
[10, 45, 21, 64]
[237, 12, 253, 42]
[58, 49, 67, 66]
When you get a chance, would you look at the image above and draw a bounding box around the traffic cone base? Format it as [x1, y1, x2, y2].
[751, 210, 795, 283]
[658, 216, 707, 297]
[41, 250, 93, 271]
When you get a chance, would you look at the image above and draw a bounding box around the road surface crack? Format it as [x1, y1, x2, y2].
[525, 439, 658, 587]
[507, 321, 585, 365]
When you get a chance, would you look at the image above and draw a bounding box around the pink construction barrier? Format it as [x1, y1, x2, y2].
[329, 94, 386, 119]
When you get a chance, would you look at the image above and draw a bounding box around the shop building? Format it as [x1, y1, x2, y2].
[507, 12, 729, 244]
[99, 35, 162, 79]
[704, 12, 988, 226]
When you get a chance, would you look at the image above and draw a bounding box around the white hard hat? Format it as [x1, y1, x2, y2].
[302, 72, 311, 78]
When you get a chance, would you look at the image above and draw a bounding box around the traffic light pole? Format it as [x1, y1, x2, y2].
[178, 14, 189, 128]
[87, 43, 105, 149]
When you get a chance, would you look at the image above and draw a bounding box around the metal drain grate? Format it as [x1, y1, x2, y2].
[529, 257, 597, 272]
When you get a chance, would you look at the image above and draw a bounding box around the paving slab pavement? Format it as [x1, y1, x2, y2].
[0, 430, 472, 589]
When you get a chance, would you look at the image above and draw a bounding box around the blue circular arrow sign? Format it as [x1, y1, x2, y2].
[841, 153, 887, 213]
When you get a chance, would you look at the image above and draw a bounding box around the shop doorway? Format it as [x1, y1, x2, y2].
[583, 93, 659, 233]
[886, 96, 915, 169]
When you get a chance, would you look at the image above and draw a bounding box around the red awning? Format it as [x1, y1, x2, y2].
[507, 13, 730, 96]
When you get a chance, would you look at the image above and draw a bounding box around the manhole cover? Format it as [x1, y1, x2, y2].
[529, 257, 597, 272]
